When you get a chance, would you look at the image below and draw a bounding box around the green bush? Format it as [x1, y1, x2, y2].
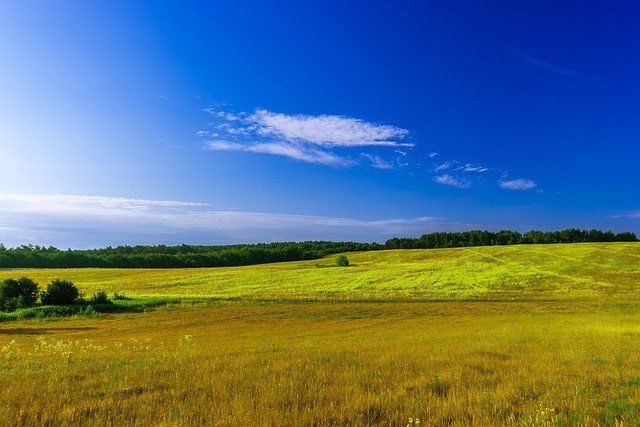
[0, 277, 40, 311]
[335, 255, 350, 267]
[112, 292, 130, 300]
[89, 290, 112, 305]
[41, 279, 80, 306]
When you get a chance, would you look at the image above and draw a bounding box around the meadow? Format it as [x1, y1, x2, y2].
[2, 242, 640, 425]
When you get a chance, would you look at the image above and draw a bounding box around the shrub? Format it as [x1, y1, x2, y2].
[112, 292, 130, 300]
[89, 291, 112, 305]
[80, 305, 98, 317]
[0, 277, 40, 311]
[41, 279, 80, 306]
[335, 255, 350, 267]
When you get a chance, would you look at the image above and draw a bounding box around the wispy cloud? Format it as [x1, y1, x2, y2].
[435, 161, 453, 172]
[361, 153, 393, 170]
[249, 109, 411, 148]
[425, 148, 542, 193]
[458, 163, 489, 173]
[0, 194, 208, 213]
[433, 174, 470, 189]
[498, 178, 537, 190]
[429, 159, 490, 189]
[0, 194, 460, 248]
[513, 50, 583, 78]
[205, 140, 353, 167]
[201, 108, 412, 168]
[611, 211, 640, 219]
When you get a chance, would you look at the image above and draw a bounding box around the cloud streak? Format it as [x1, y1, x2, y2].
[427, 153, 539, 192]
[0, 194, 460, 248]
[201, 108, 412, 168]
[458, 163, 489, 173]
[433, 174, 470, 189]
[611, 211, 640, 219]
[430, 159, 492, 189]
[499, 178, 537, 190]
[206, 140, 353, 167]
[361, 153, 394, 170]
[513, 50, 583, 78]
[435, 161, 453, 172]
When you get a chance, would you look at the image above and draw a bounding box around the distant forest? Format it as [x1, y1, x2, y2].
[0, 241, 382, 269]
[383, 228, 637, 250]
[0, 228, 636, 268]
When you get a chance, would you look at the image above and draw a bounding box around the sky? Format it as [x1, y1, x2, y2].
[0, 1, 638, 248]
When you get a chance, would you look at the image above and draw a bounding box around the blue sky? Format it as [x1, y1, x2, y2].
[0, 1, 638, 248]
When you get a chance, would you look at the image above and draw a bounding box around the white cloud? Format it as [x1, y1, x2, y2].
[361, 153, 393, 170]
[201, 108, 413, 167]
[247, 109, 411, 148]
[428, 152, 438, 158]
[0, 194, 207, 213]
[499, 178, 537, 190]
[0, 194, 460, 248]
[435, 161, 488, 174]
[206, 141, 352, 167]
[427, 153, 539, 193]
[246, 143, 353, 167]
[433, 174, 470, 189]
[203, 108, 243, 121]
[459, 163, 489, 173]
[206, 140, 244, 151]
[435, 161, 454, 172]
[611, 211, 640, 219]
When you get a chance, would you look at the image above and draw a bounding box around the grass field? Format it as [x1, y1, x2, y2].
[2, 243, 640, 425]
[2, 242, 640, 301]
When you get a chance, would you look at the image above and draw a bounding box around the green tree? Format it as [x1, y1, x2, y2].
[41, 279, 80, 305]
[0, 277, 40, 311]
[335, 255, 350, 267]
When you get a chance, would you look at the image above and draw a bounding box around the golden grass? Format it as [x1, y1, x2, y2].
[3, 301, 640, 425]
[2, 243, 640, 425]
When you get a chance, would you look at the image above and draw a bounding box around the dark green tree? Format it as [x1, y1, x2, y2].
[0, 277, 40, 311]
[41, 279, 80, 305]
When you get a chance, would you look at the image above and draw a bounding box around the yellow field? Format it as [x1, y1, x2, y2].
[2, 243, 640, 425]
[1, 242, 639, 301]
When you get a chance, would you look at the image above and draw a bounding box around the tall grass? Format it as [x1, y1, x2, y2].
[2, 243, 640, 425]
[2, 301, 640, 425]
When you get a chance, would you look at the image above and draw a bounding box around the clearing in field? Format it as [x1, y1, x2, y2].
[2, 242, 640, 425]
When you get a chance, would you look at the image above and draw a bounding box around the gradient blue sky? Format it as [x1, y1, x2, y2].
[1, 1, 638, 248]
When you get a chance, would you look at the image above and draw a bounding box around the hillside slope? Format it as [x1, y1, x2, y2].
[1, 242, 639, 301]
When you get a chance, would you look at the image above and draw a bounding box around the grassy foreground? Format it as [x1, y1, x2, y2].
[2, 243, 640, 425]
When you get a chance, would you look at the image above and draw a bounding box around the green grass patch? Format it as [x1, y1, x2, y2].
[0, 296, 178, 321]
[0, 242, 639, 305]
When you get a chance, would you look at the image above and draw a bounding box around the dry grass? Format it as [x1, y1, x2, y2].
[3, 300, 640, 425]
[2, 243, 640, 425]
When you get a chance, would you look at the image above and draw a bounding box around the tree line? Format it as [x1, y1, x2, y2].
[0, 229, 636, 268]
[384, 228, 637, 250]
[0, 241, 383, 269]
